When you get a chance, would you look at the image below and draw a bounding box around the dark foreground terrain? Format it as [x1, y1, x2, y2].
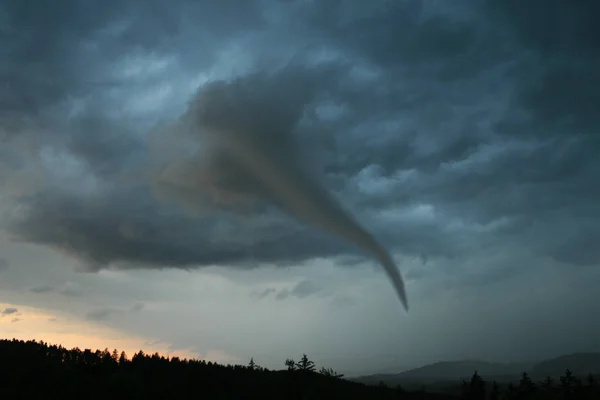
[2, 339, 599, 399]
[0, 339, 452, 399]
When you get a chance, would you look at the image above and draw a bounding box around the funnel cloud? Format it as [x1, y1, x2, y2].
[177, 68, 408, 311]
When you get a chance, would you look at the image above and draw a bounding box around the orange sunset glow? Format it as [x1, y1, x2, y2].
[0, 302, 238, 365]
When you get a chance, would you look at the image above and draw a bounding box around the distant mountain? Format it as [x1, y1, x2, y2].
[530, 353, 600, 378]
[352, 360, 530, 387]
[352, 353, 600, 387]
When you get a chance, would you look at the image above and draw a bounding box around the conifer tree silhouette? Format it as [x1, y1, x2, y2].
[518, 372, 536, 398]
[295, 354, 315, 372]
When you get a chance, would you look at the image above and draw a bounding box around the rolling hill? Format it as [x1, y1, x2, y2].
[352, 353, 600, 388]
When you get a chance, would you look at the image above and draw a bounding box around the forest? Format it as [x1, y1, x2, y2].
[0, 338, 598, 399]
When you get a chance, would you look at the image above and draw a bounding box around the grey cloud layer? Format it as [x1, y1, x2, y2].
[1, 1, 598, 282]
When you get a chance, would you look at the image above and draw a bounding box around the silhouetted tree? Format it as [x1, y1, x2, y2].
[461, 370, 485, 400]
[540, 376, 554, 392]
[295, 354, 315, 372]
[284, 358, 296, 371]
[518, 372, 537, 398]
[560, 368, 579, 399]
[131, 350, 146, 366]
[319, 366, 344, 379]
[248, 357, 257, 370]
[118, 350, 128, 365]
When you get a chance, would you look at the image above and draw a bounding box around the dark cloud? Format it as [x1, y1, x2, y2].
[6, 184, 350, 269]
[547, 227, 600, 268]
[8, 57, 409, 308]
[487, 0, 600, 57]
[130, 302, 144, 313]
[64, 114, 145, 178]
[1, 307, 18, 316]
[289, 280, 323, 299]
[0, 0, 264, 133]
[275, 280, 323, 301]
[1, 0, 599, 296]
[253, 280, 324, 301]
[274, 290, 290, 301]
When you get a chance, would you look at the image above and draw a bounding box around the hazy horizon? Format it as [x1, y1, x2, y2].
[1, 0, 599, 377]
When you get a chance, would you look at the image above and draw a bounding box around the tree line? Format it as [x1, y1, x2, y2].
[460, 369, 599, 399]
[0, 338, 451, 399]
[1, 338, 596, 399]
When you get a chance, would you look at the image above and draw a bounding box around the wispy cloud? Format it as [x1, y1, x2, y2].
[251, 288, 276, 300]
[275, 280, 323, 301]
[85, 308, 117, 322]
[30, 284, 55, 294]
[1, 307, 18, 316]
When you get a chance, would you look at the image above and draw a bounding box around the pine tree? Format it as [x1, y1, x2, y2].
[118, 351, 128, 365]
[295, 354, 315, 372]
[518, 372, 536, 397]
[560, 368, 578, 398]
[540, 375, 554, 392]
[461, 371, 486, 400]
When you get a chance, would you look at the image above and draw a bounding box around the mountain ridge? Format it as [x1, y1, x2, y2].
[351, 352, 600, 386]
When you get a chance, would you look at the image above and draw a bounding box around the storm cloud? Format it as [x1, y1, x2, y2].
[1, 0, 599, 314]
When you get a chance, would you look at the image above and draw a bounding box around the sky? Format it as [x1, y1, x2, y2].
[1, 0, 599, 377]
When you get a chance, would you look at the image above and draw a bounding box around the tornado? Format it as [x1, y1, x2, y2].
[184, 70, 409, 312]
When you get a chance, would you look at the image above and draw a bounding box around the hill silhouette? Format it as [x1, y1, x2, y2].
[530, 353, 600, 379]
[353, 360, 532, 385]
[352, 353, 600, 398]
[0, 338, 454, 400]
